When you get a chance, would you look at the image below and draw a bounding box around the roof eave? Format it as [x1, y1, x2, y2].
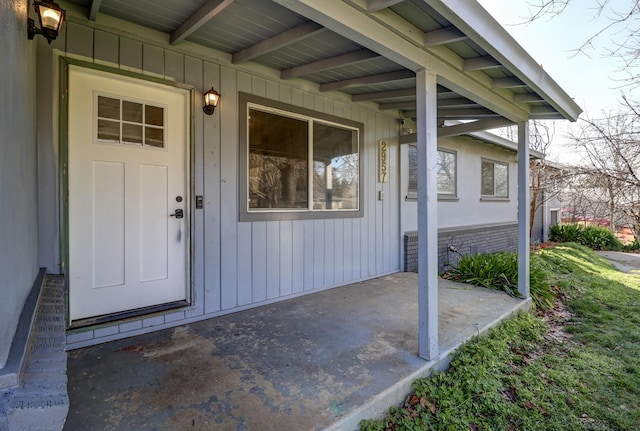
[424, 0, 583, 122]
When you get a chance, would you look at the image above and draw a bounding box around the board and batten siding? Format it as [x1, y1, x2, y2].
[54, 21, 401, 348]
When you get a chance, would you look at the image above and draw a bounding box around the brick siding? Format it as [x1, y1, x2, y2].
[404, 222, 519, 273]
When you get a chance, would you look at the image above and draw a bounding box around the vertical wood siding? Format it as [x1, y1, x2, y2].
[61, 22, 400, 333]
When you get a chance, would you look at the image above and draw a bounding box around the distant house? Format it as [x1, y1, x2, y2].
[1, 0, 581, 428]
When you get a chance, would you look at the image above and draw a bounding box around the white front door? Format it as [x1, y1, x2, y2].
[68, 65, 189, 322]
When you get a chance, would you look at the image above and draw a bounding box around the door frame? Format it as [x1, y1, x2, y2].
[59, 57, 195, 328]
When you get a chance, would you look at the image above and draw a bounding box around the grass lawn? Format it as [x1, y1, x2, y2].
[360, 243, 640, 431]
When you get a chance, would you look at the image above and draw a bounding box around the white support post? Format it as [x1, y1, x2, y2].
[517, 121, 530, 298]
[416, 68, 439, 360]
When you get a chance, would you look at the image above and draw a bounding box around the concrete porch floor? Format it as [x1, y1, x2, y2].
[64, 273, 529, 431]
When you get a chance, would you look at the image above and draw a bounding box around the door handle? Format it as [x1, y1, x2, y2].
[170, 209, 184, 219]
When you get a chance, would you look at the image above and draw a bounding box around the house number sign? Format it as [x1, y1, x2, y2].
[379, 140, 388, 183]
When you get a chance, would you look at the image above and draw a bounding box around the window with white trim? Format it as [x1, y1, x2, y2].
[407, 145, 457, 198]
[240, 93, 363, 221]
[481, 159, 509, 198]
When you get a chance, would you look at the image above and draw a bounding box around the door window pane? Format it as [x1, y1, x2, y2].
[123, 101, 143, 123]
[97, 96, 119, 120]
[97, 119, 120, 142]
[95, 95, 165, 149]
[145, 127, 164, 148]
[122, 123, 143, 145]
[145, 105, 164, 126]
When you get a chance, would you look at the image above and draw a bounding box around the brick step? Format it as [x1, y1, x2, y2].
[2, 275, 68, 431]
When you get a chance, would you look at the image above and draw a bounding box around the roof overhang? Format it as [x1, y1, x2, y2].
[63, 0, 582, 131]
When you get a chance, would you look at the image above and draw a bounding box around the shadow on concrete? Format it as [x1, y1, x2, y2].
[64, 272, 529, 431]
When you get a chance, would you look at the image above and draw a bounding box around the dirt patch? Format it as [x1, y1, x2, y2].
[539, 292, 574, 343]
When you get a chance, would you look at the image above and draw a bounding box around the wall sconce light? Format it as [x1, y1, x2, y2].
[203, 87, 221, 115]
[27, 0, 66, 44]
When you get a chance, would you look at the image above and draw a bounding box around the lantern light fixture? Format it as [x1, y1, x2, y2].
[203, 87, 221, 115]
[27, 0, 66, 44]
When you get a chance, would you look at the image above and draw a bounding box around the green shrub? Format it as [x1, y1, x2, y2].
[580, 225, 623, 250]
[445, 251, 554, 309]
[623, 239, 640, 251]
[549, 223, 623, 250]
[549, 223, 583, 243]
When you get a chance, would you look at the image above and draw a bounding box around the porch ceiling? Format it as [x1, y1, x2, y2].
[67, 0, 582, 134]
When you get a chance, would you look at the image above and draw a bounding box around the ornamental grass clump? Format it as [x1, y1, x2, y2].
[445, 251, 554, 309]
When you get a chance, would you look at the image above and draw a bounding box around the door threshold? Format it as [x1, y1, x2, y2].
[68, 300, 189, 330]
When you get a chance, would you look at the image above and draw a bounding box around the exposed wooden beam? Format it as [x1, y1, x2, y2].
[424, 27, 467, 46]
[529, 105, 561, 116]
[319, 70, 414, 92]
[271, 0, 530, 121]
[463, 56, 501, 71]
[417, 0, 581, 121]
[232, 22, 325, 64]
[366, 0, 406, 12]
[379, 101, 415, 110]
[88, 0, 101, 21]
[513, 93, 544, 103]
[281, 50, 380, 79]
[399, 133, 418, 145]
[437, 118, 514, 138]
[492, 77, 527, 89]
[437, 97, 477, 108]
[351, 88, 416, 102]
[170, 0, 235, 45]
[437, 107, 497, 119]
[529, 112, 564, 119]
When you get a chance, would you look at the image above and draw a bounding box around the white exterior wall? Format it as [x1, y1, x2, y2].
[400, 135, 518, 235]
[40, 20, 402, 348]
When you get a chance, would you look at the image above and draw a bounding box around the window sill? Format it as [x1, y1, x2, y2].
[405, 194, 459, 202]
[480, 197, 510, 202]
[240, 209, 364, 222]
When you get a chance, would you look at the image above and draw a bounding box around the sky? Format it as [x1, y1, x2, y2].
[476, 0, 637, 163]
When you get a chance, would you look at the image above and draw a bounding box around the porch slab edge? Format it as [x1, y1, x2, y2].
[324, 297, 532, 431]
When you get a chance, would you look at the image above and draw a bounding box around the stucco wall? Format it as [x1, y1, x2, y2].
[399, 135, 520, 270]
[400, 135, 519, 234]
[0, 0, 40, 368]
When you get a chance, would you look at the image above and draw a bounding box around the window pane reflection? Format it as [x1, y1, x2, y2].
[97, 96, 119, 120]
[123, 101, 143, 123]
[248, 109, 309, 209]
[145, 105, 163, 126]
[313, 122, 359, 210]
